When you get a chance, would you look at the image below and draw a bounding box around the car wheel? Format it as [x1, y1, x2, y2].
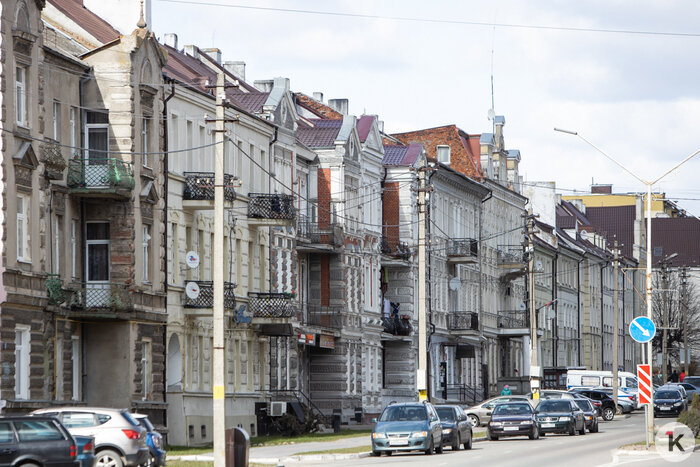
[386, 451, 393, 456]
[371, 451, 380, 457]
[464, 431, 473, 450]
[568, 423, 577, 436]
[468, 414, 480, 427]
[540, 430, 546, 437]
[453, 432, 461, 451]
[435, 438, 444, 454]
[616, 405, 623, 415]
[529, 426, 539, 440]
[579, 422, 586, 435]
[96, 449, 124, 467]
[425, 437, 434, 455]
[489, 432, 498, 441]
[590, 420, 599, 433]
[602, 407, 615, 421]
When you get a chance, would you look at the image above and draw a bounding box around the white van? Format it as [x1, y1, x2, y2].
[566, 370, 638, 392]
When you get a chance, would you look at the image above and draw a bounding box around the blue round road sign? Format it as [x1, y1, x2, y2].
[629, 316, 656, 343]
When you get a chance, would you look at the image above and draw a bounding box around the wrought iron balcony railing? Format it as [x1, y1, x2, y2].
[248, 292, 296, 318]
[381, 236, 412, 260]
[447, 238, 478, 258]
[497, 310, 529, 328]
[303, 305, 345, 329]
[497, 245, 525, 265]
[247, 193, 296, 220]
[182, 281, 236, 309]
[296, 215, 344, 247]
[67, 159, 135, 191]
[68, 282, 133, 311]
[447, 311, 479, 331]
[46, 273, 66, 305]
[183, 172, 236, 202]
[41, 141, 67, 180]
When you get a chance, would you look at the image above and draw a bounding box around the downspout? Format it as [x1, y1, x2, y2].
[552, 251, 558, 368]
[600, 260, 608, 370]
[426, 167, 436, 401]
[479, 189, 492, 397]
[78, 74, 91, 402]
[267, 126, 278, 294]
[577, 254, 585, 366]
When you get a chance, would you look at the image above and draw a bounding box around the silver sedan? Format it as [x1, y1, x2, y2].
[464, 396, 533, 427]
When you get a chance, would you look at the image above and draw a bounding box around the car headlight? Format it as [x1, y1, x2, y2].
[559, 416, 570, 421]
[490, 421, 503, 427]
[372, 432, 387, 439]
[411, 431, 428, 438]
[442, 428, 452, 434]
[520, 420, 533, 425]
[674, 402, 682, 407]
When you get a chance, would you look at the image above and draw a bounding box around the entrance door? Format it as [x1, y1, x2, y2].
[85, 222, 110, 307]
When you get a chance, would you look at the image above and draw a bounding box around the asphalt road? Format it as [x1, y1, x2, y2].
[292, 412, 698, 467]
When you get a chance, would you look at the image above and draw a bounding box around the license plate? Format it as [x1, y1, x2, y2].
[389, 439, 409, 446]
[504, 426, 519, 431]
[660, 407, 671, 411]
[541, 423, 555, 428]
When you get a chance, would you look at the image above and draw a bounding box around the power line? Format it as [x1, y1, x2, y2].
[156, 0, 700, 38]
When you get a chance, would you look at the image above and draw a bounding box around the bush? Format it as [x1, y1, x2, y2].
[268, 406, 322, 437]
[677, 393, 700, 437]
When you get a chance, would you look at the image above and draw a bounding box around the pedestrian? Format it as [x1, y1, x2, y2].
[680, 370, 686, 382]
[501, 384, 512, 396]
[670, 370, 679, 383]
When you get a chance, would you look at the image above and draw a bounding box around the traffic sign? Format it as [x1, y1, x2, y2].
[629, 316, 656, 343]
[637, 364, 652, 405]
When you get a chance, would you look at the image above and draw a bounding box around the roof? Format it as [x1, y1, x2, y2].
[48, 0, 121, 46]
[382, 143, 422, 166]
[651, 217, 700, 267]
[296, 119, 343, 148]
[295, 93, 343, 119]
[357, 115, 375, 142]
[586, 205, 636, 259]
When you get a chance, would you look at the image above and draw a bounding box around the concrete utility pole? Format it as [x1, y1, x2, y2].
[213, 71, 226, 467]
[612, 240, 619, 410]
[662, 261, 669, 383]
[682, 268, 689, 375]
[525, 211, 540, 398]
[417, 164, 428, 401]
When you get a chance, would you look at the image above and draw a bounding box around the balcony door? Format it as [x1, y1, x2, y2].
[85, 111, 109, 187]
[86, 222, 110, 306]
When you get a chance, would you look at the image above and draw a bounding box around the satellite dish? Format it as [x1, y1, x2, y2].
[449, 277, 461, 291]
[518, 302, 527, 311]
[185, 282, 200, 299]
[487, 108, 495, 121]
[186, 251, 200, 269]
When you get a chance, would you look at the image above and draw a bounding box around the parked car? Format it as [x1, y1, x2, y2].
[668, 382, 699, 404]
[371, 402, 443, 456]
[32, 407, 148, 467]
[75, 435, 96, 467]
[527, 390, 576, 404]
[654, 388, 686, 417]
[568, 388, 616, 421]
[487, 401, 539, 440]
[586, 387, 635, 414]
[682, 376, 700, 390]
[536, 399, 586, 436]
[464, 395, 532, 427]
[434, 405, 472, 451]
[0, 415, 79, 467]
[661, 384, 687, 404]
[132, 414, 166, 467]
[572, 397, 599, 433]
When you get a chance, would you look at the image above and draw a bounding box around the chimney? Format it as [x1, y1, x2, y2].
[328, 98, 349, 115]
[254, 80, 274, 93]
[313, 92, 324, 103]
[378, 120, 385, 132]
[163, 33, 178, 49]
[201, 48, 222, 64]
[591, 184, 613, 194]
[223, 61, 246, 81]
[183, 45, 198, 59]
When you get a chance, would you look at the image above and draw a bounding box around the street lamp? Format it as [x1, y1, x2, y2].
[554, 127, 700, 447]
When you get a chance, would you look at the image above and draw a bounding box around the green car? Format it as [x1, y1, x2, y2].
[371, 402, 444, 456]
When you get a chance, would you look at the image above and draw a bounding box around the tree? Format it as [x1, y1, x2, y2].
[651, 269, 700, 372]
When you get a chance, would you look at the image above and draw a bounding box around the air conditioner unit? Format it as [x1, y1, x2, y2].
[270, 401, 287, 417]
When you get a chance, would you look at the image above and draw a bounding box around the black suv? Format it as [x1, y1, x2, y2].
[0, 415, 79, 467]
[569, 389, 615, 421]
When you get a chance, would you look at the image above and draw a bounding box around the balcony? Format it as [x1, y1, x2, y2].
[497, 244, 527, 281]
[67, 282, 134, 316]
[183, 172, 236, 210]
[495, 310, 531, 337]
[448, 311, 479, 335]
[381, 236, 412, 263]
[296, 215, 344, 252]
[247, 193, 296, 226]
[248, 292, 296, 324]
[40, 141, 67, 180]
[182, 281, 236, 311]
[67, 158, 134, 199]
[446, 238, 478, 264]
[302, 305, 344, 330]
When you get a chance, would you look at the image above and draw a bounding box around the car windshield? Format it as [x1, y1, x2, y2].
[493, 404, 531, 415]
[379, 405, 427, 422]
[626, 379, 638, 388]
[574, 400, 592, 411]
[538, 401, 571, 412]
[656, 390, 681, 399]
[436, 408, 455, 422]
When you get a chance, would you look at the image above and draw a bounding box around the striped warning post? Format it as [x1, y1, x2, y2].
[637, 364, 652, 404]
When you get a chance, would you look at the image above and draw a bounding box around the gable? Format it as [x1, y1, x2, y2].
[14, 141, 39, 169]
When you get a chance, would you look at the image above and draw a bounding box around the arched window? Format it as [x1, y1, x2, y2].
[167, 333, 182, 388]
[15, 2, 31, 33]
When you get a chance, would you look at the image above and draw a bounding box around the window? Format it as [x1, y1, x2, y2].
[15, 325, 30, 399]
[70, 107, 77, 153]
[142, 225, 151, 283]
[85, 111, 109, 160]
[53, 101, 61, 141]
[15, 421, 64, 442]
[61, 412, 96, 428]
[581, 376, 600, 387]
[249, 143, 256, 191]
[71, 337, 81, 401]
[71, 220, 78, 279]
[0, 422, 14, 444]
[171, 223, 178, 283]
[16, 194, 31, 262]
[142, 341, 152, 400]
[16, 66, 27, 126]
[53, 216, 63, 274]
[142, 117, 150, 167]
[437, 145, 451, 164]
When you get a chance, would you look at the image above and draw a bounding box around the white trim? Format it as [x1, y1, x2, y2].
[14, 325, 31, 399]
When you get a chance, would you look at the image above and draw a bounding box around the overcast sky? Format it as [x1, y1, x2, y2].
[153, 0, 700, 216]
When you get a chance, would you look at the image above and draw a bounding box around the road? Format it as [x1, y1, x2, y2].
[290, 413, 698, 466]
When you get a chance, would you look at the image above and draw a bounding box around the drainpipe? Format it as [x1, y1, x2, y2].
[577, 254, 585, 366]
[600, 260, 609, 370]
[478, 189, 491, 396]
[552, 251, 558, 368]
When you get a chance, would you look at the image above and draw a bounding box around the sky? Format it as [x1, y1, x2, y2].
[152, 0, 700, 216]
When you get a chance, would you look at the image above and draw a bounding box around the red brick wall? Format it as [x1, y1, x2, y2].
[318, 168, 331, 228]
[382, 182, 400, 250]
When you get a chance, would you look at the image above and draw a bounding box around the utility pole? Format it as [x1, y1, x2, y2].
[681, 267, 689, 375]
[525, 211, 540, 398]
[662, 261, 669, 383]
[212, 71, 226, 467]
[417, 164, 428, 401]
[612, 240, 619, 410]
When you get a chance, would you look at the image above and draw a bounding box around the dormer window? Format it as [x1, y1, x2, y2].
[437, 145, 450, 165]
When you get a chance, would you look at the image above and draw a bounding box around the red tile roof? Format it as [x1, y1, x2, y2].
[586, 205, 636, 259]
[296, 119, 343, 148]
[48, 0, 121, 46]
[295, 93, 343, 119]
[357, 115, 375, 142]
[382, 143, 422, 166]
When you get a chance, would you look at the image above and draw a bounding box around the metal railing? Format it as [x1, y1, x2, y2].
[497, 245, 525, 265]
[303, 305, 345, 329]
[41, 141, 67, 178]
[45, 273, 66, 305]
[296, 214, 344, 246]
[445, 384, 484, 406]
[67, 158, 134, 190]
[447, 238, 478, 258]
[248, 292, 296, 318]
[68, 282, 133, 311]
[182, 281, 236, 309]
[497, 310, 529, 328]
[381, 236, 412, 260]
[183, 172, 236, 202]
[267, 389, 333, 426]
[447, 311, 479, 331]
[247, 193, 296, 220]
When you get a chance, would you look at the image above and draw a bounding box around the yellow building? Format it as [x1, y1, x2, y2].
[563, 184, 684, 218]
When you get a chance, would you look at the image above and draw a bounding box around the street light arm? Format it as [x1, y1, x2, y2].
[652, 148, 700, 185]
